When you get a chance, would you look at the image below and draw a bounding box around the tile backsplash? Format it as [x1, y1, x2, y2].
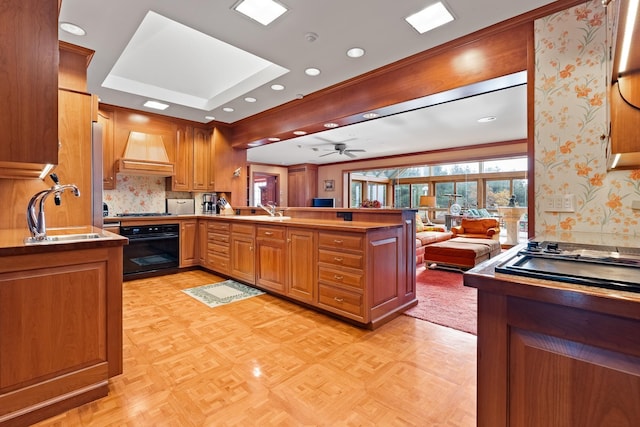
[103, 175, 192, 214]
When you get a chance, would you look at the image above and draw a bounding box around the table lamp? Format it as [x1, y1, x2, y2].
[419, 195, 437, 226]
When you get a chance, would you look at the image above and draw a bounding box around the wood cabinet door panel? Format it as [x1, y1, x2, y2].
[231, 234, 255, 284]
[180, 220, 198, 267]
[0, 263, 107, 391]
[256, 236, 287, 292]
[509, 328, 640, 426]
[287, 229, 316, 303]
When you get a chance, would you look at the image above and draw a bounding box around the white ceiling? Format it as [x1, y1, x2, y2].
[58, 0, 551, 165]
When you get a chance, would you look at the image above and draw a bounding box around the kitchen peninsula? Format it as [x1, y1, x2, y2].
[110, 207, 417, 329]
[464, 232, 640, 427]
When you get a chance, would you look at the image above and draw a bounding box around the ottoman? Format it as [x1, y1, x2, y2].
[424, 237, 501, 270]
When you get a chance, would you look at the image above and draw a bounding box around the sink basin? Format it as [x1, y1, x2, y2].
[24, 233, 111, 245]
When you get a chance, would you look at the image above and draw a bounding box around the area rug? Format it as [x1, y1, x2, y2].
[403, 267, 477, 335]
[182, 280, 265, 308]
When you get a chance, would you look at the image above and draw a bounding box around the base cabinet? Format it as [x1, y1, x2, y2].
[286, 228, 316, 303]
[255, 226, 287, 292]
[473, 288, 640, 427]
[200, 217, 412, 329]
[180, 220, 198, 267]
[230, 223, 255, 284]
[0, 246, 123, 426]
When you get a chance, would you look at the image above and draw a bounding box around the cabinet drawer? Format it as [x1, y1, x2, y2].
[318, 232, 364, 251]
[256, 226, 285, 240]
[209, 222, 230, 232]
[208, 253, 230, 272]
[318, 266, 364, 290]
[318, 249, 364, 269]
[208, 242, 229, 255]
[231, 223, 255, 235]
[209, 232, 230, 244]
[318, 284, 364, 319]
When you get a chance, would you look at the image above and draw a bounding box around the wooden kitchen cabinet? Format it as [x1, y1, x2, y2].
[197, 220, 208, 265]
[180, 219, 198, 267]
[207, 221, 231, 274]
[193, 127, 213, 191]
[0, 244, 124, 426]
[317, 231, 366, 322]
[286, 228, 316, 303]
[0, 0, 59, 179]
[98, 108, 115, 190]
[230, 223, 256, 284]
[255, 225, 287, 292]
[168, 125, 194, 191]
[287, 164, 318, 207]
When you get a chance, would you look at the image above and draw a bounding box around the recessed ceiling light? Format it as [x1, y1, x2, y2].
[268, 137, 281, 142]
[405, 2, 454, 34]
[324, 123, 339, 128]
[346, 47, 365, 58]
[223, 107, 235, 112]
[233, 0, 288, 26]
[143, 100, 169, 110]
[60, 22, 86, 36]
[362, 112, 379, 119]
[205, 115, 215, 121]
[271, 84, 285, 91]
[244, 97, 257, 103]
[305, 67, 321, 76]
[477, 116, 497, 123]
[293, 130, 307, 135]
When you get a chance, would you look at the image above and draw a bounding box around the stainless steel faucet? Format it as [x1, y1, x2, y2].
[26, 173, 80, 240]
[258, 202, 281, 217]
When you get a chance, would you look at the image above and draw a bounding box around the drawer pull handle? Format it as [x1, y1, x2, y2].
[333, 239, 343, 244]
[334, 297, 344, 303]
[334, 257, 343, 262]
[334, 275, 344, 280]
[264, 231, 273, 236]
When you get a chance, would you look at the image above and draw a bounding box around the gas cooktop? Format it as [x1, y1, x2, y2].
[495, 241, 640, 293]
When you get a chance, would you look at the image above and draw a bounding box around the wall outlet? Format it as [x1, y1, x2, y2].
[544, 194, 575, 212]
[632, 200, 640, 210]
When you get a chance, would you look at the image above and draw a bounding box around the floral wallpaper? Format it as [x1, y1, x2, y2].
[534, 0, 640, 237]
[103, 175, 167, 214]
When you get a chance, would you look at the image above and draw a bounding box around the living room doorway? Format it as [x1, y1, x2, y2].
[252, 172, 280, 207]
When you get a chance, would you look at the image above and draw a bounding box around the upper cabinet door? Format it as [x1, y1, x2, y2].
[0, 0, 59, 177]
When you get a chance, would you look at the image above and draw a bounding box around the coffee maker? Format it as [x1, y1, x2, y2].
[202, 193, 217, 214]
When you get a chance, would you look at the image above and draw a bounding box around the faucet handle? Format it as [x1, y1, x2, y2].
[50, 173, 60, 185]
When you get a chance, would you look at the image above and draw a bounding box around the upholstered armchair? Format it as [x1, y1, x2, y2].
[451, 218, 500, 240]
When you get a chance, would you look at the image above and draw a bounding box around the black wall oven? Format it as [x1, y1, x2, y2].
[120, 223, 180, 280]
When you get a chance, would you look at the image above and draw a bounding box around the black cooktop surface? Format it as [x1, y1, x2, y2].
[495, 241, 640, 293]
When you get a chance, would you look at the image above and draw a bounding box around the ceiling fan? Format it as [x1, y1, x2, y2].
[319, 143, 366, 158]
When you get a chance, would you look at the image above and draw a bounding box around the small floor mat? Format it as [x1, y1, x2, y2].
[182, 280, 265, 308]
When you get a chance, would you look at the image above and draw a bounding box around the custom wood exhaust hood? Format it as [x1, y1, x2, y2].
[116, 131, 174, 176]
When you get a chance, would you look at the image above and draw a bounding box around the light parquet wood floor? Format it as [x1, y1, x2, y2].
[34, 270, 476, 426]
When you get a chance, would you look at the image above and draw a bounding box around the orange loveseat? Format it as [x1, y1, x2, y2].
[451, 218, 500, 240]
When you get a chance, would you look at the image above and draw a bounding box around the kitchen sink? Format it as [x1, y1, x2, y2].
[24, 233, 112, 245]
[233, 215, 292, 221]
